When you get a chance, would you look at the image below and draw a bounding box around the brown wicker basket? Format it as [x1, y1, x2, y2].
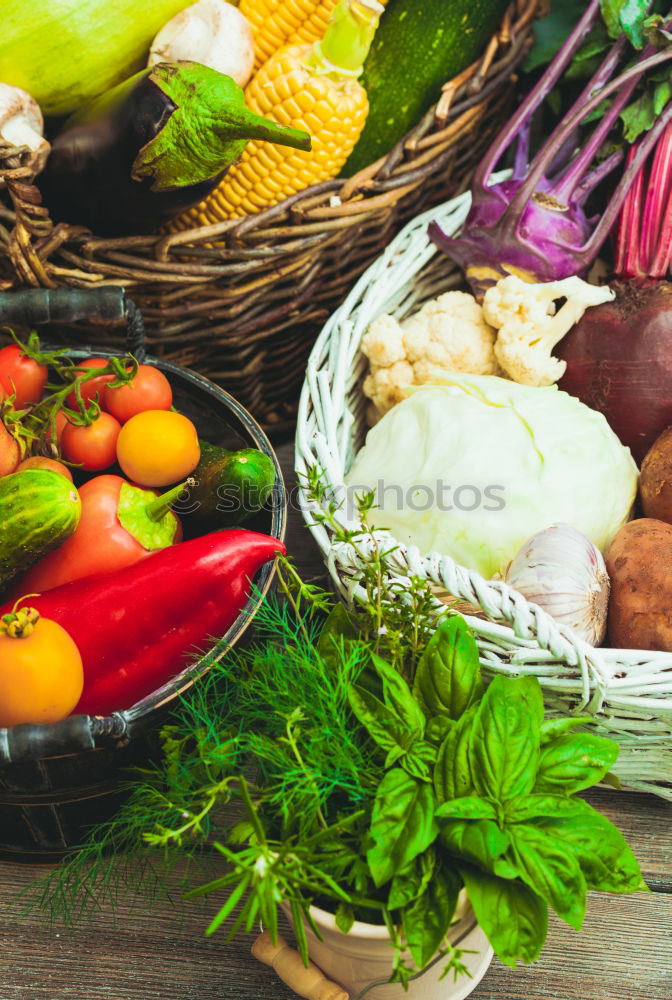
[0, 0, 541, 435]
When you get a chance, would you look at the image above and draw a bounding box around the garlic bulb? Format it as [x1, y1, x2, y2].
[148, 0, 255, 88]
[504, 524, 609, 646]
[0, 83, 50, 176]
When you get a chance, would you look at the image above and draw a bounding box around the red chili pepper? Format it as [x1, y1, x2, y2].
[13, 474, 186, 596]
[2, 529, 284, 716]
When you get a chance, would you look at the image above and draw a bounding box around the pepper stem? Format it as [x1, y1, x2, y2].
[308, 0, 383, 77]
[1, 596, 41, 638]
[144, 478, 195, 523]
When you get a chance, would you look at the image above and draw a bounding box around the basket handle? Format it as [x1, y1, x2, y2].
[0, 713, 127, 765]
[0, 287, 147, 361]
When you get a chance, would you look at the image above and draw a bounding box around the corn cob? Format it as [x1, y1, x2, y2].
[173, 0, 382, 228]
[239, 0, 326, 70]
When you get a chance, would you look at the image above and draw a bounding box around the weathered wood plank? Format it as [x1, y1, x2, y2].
[0, 859, 670, 1000]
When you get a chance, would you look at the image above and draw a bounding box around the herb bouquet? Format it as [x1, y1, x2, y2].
[36, 526, 647, 1000]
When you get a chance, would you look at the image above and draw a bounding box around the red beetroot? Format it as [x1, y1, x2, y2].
[557, 280, 672, 464]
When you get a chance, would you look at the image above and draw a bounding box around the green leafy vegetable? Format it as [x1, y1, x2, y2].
[413, 616, 483, 722]
[401, 863, 461, 970]
[534, 733, 620, 795]
[508, 823, 587, 930]
[460, 865, 548, 968]
[368, 769, 438, 887]
[470, 675, 543, 802]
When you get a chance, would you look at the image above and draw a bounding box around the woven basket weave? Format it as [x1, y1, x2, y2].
[294, 185, 672, 803]
[0, 0, 540, 435]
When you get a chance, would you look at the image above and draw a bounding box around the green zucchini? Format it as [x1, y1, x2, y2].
[0, 469, 81, 588]
[343, 0, 510, 176]
[191, 441, 276, 525]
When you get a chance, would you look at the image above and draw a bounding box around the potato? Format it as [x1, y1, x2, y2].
[640, 426, 672, 522]
[606, 518, 672, 651]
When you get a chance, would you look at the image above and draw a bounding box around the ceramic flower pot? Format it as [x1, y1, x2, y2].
[286, 889, 494, 1000]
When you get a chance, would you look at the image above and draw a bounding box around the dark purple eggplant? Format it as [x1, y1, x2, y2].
[38, 61, 311, 236]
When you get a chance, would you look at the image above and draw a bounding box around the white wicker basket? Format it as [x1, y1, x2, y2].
[295, 183, 672, 802]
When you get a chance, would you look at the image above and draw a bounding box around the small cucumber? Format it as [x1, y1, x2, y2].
[191, 441, 276, 524]
[0, 469, 81, 588]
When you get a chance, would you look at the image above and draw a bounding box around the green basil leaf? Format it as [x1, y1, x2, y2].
[349, 686, 414, 755]
[368, 769, 439, 887]
[401, 742, 435, 783]
[534, 734, 620, 796]
[534, 801, 647, 894]
[435, 797, 497, 821]
[434, 703, 478, 804]
[440, 819, 516, 877]
[334, 902, 355, 935]
[426, 715, 454, 745]
[402, 863, 462, 970]
[316, 604, 360, 652]
[388, 849, 436, 910]
[540, 717, 593, 745]
[505, 794, 588, 823]
[413, 616, 483, 722]
[471, 676, 543, 803]
[508, 823, 587, 930]
[385, 745, 407, 769]
[459, 864, 547, 968]
[370, 652, 426, 734]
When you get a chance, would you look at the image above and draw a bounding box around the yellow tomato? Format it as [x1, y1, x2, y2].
[116, 410, 201, 488]
[0, 610, 83, 727]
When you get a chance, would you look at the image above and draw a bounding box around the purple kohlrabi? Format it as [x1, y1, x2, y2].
[430, 0, 672, 299]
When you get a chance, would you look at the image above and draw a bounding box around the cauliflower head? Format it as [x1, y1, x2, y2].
[360, 290, 497, 419]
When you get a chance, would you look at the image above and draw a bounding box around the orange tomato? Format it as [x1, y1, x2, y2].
[0, 607, 83, 726]
[16, 456, 74, 482]
[116, 410, 200, 487]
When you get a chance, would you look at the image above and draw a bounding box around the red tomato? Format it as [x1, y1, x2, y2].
[61, 412, 121, 471]
[0, 423, 20, 476]
[0, 345, 48, 409]
[65, 358, 115, 411]
[16, 455, 74, 482]
[103, 365, 173, 423]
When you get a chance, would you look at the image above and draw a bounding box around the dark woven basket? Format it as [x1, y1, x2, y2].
[0, 0, 541, 436]
[0, 287, 286, 858]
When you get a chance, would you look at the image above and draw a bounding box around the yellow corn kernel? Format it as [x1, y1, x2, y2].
[240, 0, 325, 70]
[288, 0, 388, 46]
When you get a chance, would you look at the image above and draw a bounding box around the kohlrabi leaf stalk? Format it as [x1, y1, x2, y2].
[430, 0, 672, 298]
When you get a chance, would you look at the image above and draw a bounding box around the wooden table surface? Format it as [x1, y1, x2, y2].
[1, 442, 671, 1000]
